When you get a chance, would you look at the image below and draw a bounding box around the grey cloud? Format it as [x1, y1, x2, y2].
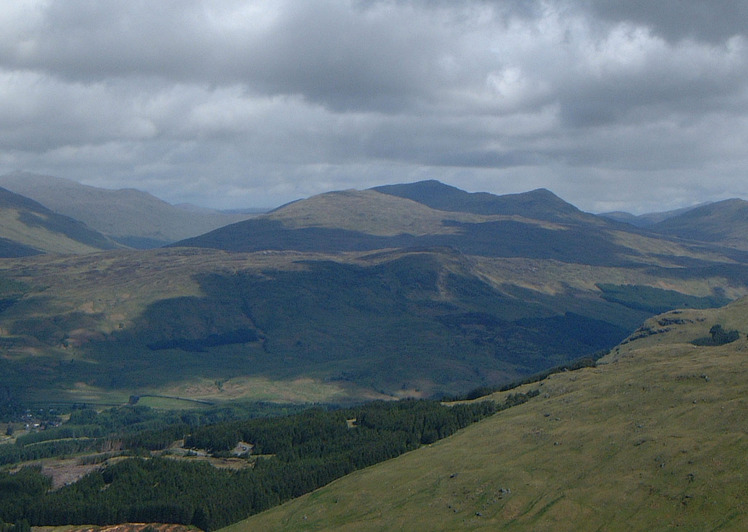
[0, 0, 747, 213]
[587, 0, 748, 43]
[2, 1, 459, 112]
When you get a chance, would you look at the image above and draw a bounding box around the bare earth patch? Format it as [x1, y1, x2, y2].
[34, 525, 197, 532]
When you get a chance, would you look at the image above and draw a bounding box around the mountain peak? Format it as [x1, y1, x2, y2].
[372, 180, 584, 222]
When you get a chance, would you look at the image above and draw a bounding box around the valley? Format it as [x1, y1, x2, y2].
[0, 178, 746, 530]
[2, 181, 747, 406]
[232, 299, 748, 531]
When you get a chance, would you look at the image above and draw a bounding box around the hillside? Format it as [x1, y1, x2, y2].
[0, 237, 744, 407]
[648, 198, 748, 250]
[174, 181, 738, 269]
[0, 248, 628, 404]
[0, 187, 121, 256]
[230, 298, 748, 531]
[0, 172, 254, 248]
[599, 203, 708, 228]
[2, 181, 748, 406]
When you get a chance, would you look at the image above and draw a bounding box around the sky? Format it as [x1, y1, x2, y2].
[1, 0, 747, 213]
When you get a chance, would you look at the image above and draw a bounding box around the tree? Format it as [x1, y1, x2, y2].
[709, 324, 740, 345]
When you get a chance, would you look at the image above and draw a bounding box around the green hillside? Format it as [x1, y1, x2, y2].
[230, 298, 748, 531]
[0, 298, 744, 531]
[0, 187, 121, 256]
[0, 178, 747, 531]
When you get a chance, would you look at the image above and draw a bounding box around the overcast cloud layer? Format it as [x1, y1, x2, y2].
[1, 0, 747, 212]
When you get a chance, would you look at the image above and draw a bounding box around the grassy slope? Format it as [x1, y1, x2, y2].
[264, 189, 569, 236]
[0, 211, 111, 255]
[266, 189, 469, 235]
[174, 188, 585, 257]
[231, 300, 748, 531]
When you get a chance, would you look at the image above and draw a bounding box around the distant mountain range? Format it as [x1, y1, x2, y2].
[173, 182, 616, 259]
[599, 203, 709, 227]
[2, 172, 745, 255]
[648, 198, 748, 250]
[174, 180, 748, 263]
[601, 198, 748, 251]
[0, 172, 256, 248]
[373, 180, 589, 221]
[1, 179, 747, 405]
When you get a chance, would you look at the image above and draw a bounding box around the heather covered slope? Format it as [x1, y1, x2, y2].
[230, 299, 748, 531]
[0, 172, 253, 248]
[0, 186, 121, 256]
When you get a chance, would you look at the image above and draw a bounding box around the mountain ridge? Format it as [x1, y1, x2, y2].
[372, 180, 592, 223]
[648, 197, 748, 250]
[173, 180, 748, 269]
[599, 202, 711, 227]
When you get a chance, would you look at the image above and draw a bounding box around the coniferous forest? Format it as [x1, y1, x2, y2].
[0, 396, 524, 531]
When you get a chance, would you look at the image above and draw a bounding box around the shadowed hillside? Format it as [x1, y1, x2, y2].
[0, 242, 744, 406]
[599, 203, 709, 227]
[372, 180, 593, 223]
